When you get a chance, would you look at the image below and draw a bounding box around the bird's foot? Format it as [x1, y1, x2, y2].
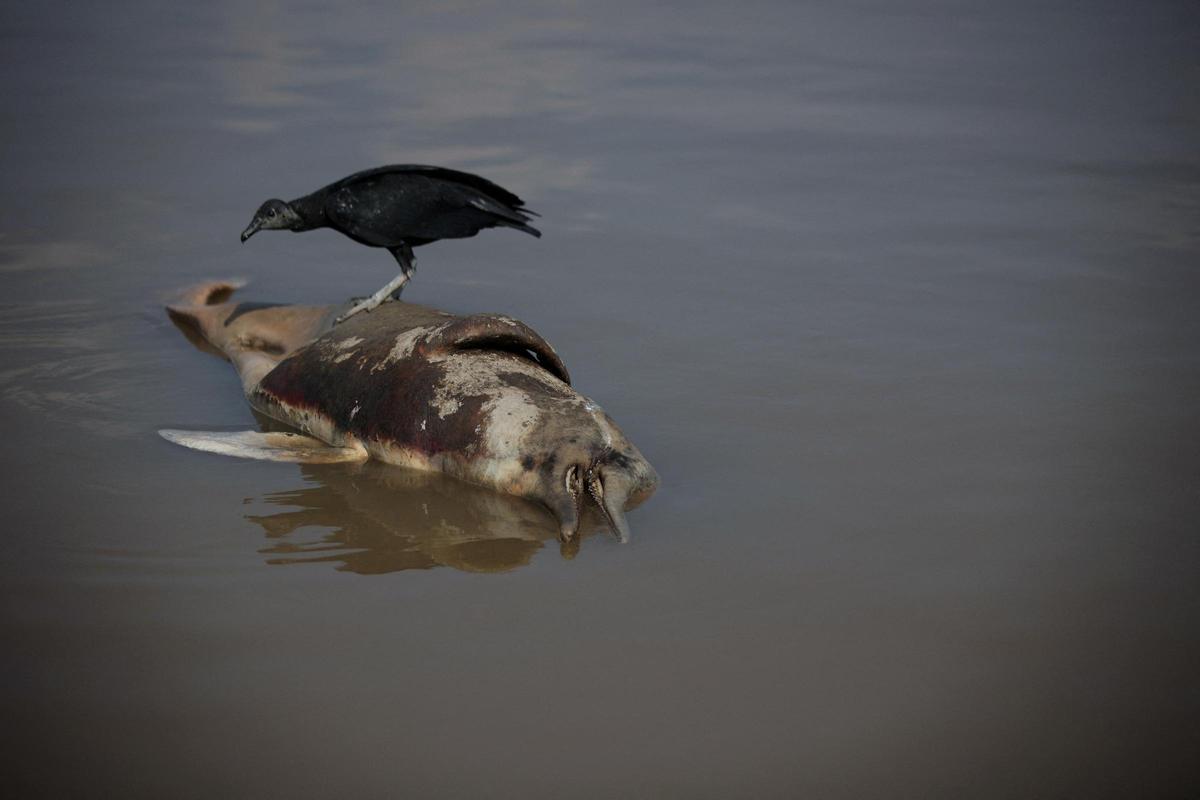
[335, 296, 383, 325]
[334, 271, 412, 325]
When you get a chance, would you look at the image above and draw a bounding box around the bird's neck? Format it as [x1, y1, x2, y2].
[286, 195, 328, 231]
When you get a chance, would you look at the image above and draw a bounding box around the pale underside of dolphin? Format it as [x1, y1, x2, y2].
[161, 280, 659, 542]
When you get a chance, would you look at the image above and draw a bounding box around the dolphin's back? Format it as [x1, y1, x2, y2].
[251, 306, 576, 469]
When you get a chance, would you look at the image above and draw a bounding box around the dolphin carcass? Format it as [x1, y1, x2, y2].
[161, 281, 659, 542]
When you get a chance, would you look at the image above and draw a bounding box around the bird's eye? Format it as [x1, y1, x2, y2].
[267, 208, 277, 218]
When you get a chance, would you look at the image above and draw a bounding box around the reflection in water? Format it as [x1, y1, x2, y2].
[247, 460, 599, 574]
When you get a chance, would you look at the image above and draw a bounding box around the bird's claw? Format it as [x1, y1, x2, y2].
[335, 301, 375, 325]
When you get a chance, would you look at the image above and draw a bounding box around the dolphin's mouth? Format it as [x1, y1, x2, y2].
[558, 462, 634, 544]
[587, 469, 631, 543]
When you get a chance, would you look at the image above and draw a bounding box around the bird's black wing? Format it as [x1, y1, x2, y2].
[324, 171, 539, 246]
[327, 165, 531, 211]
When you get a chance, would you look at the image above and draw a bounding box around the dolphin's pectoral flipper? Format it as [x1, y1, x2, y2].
[159, 429, 367, 464]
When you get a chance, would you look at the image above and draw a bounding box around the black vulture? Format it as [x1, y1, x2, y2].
[240, 165, 540, 322]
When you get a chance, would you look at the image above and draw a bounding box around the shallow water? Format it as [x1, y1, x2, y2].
[2, 1, 1198, 796]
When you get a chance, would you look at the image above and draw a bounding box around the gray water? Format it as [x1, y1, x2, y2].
[2, 1, 1198, 796]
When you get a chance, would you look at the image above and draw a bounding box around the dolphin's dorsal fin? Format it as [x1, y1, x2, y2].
[159, 429, 367, 463]
[421, 314, 571, 385]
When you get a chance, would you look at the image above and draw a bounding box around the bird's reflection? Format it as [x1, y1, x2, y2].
[246, 460, 598, 574]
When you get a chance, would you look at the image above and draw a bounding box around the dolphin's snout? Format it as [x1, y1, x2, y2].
[553, 463, 586, 543]
[547, 460, 639, 545]
[588, 467, 633, 543]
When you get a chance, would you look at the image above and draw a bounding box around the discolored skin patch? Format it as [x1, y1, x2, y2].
[498, 370, 576, 400]
[256, 323, 552, 463]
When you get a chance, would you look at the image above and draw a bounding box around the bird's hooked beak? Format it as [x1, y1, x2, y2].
[240, 219, 262, 243]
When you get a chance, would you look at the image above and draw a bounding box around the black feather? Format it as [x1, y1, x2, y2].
[283, 164, 541, 250]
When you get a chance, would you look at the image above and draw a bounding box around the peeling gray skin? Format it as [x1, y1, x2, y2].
[164, 280, 659, 542]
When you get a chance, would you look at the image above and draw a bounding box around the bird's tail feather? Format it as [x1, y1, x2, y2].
[503, 220, 542, 238]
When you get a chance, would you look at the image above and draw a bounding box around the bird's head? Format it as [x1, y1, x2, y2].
[241, 199, 301, 242]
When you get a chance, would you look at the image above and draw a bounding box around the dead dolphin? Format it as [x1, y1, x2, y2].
[161, 281, 659, 542]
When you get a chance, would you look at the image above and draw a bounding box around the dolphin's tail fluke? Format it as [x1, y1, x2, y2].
[170, 278, 247, 309]
[165, 279, 334, 389]
[165, 279, 248, 358]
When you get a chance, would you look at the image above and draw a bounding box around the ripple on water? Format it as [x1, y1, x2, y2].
[0, 299, 174, 438]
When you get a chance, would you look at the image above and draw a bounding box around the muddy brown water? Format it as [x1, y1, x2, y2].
[2, 1, 1198, 797]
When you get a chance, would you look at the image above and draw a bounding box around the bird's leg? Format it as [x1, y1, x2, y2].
[335, 272, 410, 324]
[334, 245, 416, 325]
[388, 244, 416, 301]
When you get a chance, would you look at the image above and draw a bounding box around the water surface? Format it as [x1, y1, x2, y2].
[2, 1, 1198, 796]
